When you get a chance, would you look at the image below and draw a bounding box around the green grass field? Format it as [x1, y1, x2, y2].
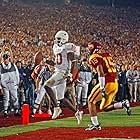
[0, 106, 140, 137]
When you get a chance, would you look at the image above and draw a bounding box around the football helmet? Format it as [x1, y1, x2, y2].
[88, 41, 102, 55]
[54, 30, 69, 46]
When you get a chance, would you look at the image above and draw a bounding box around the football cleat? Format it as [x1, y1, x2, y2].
[38, 110, 43, 114]
[75, 110, 83, 125]
[122, 99, 131, 116]
[52, 107, 62, 119]
[31, 114, 35, 118]
[4, 113, 9, 118]
[85, 124, 101, 131]
[47, 109, 52, 116]
[14, 112, 21, 117]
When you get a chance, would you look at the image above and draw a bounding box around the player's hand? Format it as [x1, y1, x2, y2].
[101, 88, 108, 99]
[63, 71, 72, 79]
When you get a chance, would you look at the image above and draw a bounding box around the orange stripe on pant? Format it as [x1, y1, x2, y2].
[88, 84, 101, 103]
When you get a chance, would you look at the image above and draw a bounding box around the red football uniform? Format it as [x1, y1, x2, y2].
[89, 53, 117, 83]
[31, 65, 44, 81]
[88, 52, 118, 110]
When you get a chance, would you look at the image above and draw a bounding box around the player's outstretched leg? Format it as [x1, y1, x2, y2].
[52, 106, 62, 119]
[75, 110, 84, 125]
[60, 98, 83, 124]
[122, 99, 131, 115]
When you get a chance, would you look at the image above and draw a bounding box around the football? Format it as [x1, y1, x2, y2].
[34, 51, 43, 65]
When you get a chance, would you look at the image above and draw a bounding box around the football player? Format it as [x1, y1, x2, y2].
[32, 58, 52, 116]
[85, 41, 131, 131]
[44, 31, 83, 122]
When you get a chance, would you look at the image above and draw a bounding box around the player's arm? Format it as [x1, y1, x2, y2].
[67, 52, 77, 73]
[97, 64, 105, 89]
[36, 77, 41, 93]
[96, 64, 107, 98]
[35, 69, 44, 93]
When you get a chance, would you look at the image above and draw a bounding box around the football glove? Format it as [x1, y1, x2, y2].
[63, 70, 72, 79]
[101, 88, 108, 99]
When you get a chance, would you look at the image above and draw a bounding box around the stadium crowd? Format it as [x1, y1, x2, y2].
[0, 2, 139, 116]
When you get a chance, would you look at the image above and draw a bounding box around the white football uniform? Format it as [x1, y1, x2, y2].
[44, 43, 76, 100]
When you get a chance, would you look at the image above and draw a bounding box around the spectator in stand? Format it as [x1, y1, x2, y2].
[116, 65, 129, 101]
[136, 66, 140, 101]
[87, 69, 98, 97]
[126, 64, 139, 102]
[16, 60, 26, 111]
[24, 61, 35, 108]
[76, 58, 93, 108]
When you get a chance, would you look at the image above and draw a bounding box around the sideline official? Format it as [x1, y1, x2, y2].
[0, 52, 20, 118]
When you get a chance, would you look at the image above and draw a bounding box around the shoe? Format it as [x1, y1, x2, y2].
[30, 110, 35, 117]
[38, 110, 43, 114]
[133, 99, 136, 102]
[32, 108, 37, 114]
[47, 109, 52, 115]
[75, 110, 83, 125]
[14, 112, 21, 117]
[4, 113, 9, 118]
[122, 99, 131, 116]
[85, 124, 101, 131]
[59, 112, 64, 117]
[52, 107, 62, 119]
[31, 113, 35, 117]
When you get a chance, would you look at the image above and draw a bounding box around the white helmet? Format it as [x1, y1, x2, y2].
[54, 30, 69, 46]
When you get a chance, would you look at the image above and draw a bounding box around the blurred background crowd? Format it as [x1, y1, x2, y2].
[0, 0, 139, 115]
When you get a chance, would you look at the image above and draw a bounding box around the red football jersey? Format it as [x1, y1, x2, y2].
[89, 53, 117, 83]
[31, 65, 43, 81]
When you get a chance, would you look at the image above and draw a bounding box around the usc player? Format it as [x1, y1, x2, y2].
[85, 41, 131, 131]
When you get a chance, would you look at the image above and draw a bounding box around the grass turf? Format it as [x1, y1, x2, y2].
[0, 106, 140, 137]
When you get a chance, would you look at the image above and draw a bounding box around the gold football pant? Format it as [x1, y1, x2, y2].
[88, 80, 118, 110]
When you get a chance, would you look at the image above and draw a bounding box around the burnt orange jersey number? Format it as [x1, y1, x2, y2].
[56, 54, 62, 65]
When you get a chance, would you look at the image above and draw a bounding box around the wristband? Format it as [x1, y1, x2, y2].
[98, 77, 105, 89]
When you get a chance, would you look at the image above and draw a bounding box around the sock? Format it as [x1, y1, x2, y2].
[57, 101, 60, 107]
[38, 110, 42, 114]
[15, 109, 18, 114]
[33, 103, 39, 114]
[91, 116, 99, 126]
[33, 108, 37, 114]
[114, 102, 123, 109]
[4, 110, 8, 114]
[34, 103, 39, 109]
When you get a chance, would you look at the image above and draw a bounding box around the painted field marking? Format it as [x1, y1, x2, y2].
[87, 138, 140, 140]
